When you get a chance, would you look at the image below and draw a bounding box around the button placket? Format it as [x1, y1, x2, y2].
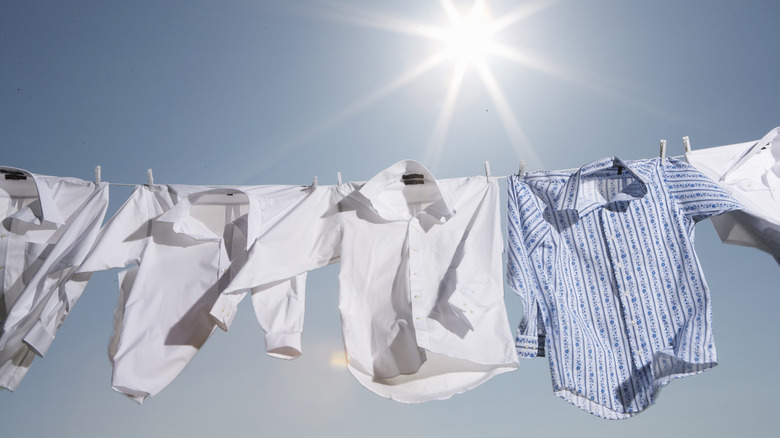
[216, 238, 233, 321]
[0, 228, 9, 295]
[408, 217, 427, 334]
[605, 209, 648, 368]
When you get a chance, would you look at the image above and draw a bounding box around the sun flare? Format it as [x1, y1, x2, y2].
[442, 3, 494, 63]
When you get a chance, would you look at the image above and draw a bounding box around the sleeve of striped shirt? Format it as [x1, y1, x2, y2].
[661, 157, 745, 223]
[506, 175, 547, 358]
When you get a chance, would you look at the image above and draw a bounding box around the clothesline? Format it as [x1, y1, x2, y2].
[98, 154, 694, 189]
[92, 132, 766, 188]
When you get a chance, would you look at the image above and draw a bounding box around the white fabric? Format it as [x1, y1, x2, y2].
[222, 160, 519, 403]
[0, 167, 109, 390]
[78, 184, 309, 403]
[686, 127, 780, 261]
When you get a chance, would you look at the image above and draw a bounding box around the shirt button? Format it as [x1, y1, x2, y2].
[0, 233, 6, 238]
[413, 295, 420, 299]
[222, 269, 228, 274]
[416, 316, 422, 321]
[412, 272, 418, 276]
[0, 265, 3, 271]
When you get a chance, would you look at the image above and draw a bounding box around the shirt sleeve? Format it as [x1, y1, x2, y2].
[248, 273, 307, 359]
[662, 157, 745, 223]
[1, 181, 109, 391]
[224, 184, 344, 293]
[78, 185, 163, 273]
[506, 175, 547, 358]
[14, 183, 110, 358]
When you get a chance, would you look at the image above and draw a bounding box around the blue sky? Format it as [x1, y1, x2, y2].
[2, 0, 779, 436]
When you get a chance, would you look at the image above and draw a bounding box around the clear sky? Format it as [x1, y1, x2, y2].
[2, 0, 779, 436]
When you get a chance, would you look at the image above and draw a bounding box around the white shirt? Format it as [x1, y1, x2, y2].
[686, 127, 780, 262]
[222, 160, 519, 403]
[78, 184, 309, 403]
[0, 167, 109, 390]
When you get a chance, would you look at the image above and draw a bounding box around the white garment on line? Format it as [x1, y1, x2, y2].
[0, 166, 109, 390]
[686, 127, 780, 262]
[220, 160, 519, 403]
[78, 184, 308, 403]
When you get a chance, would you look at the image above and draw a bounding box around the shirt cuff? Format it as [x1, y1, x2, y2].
[210, 294, 242, 331]
[23, 322, 55, 357]
[516, 334, 544, 358]
[447, 289, 488, 328]
[265, 332, 302, 360]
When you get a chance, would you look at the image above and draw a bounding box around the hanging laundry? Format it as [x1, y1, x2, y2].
[0, 167, 109, 390]
[221, 160, 518, 403]
[77, 184, 310, 403]
[686, 127, 780, 263]
[506, 156, 743, 419]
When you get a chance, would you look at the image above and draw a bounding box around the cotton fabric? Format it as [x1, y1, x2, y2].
[507, 157, 742, 419]
[78, 184, 308, 403]
[222, 160, 518, 403]
[686, 127, 780, 263]
[0, 167, 109, 390]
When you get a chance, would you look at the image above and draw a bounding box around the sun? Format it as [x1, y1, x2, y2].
[442, 2, 494, 63]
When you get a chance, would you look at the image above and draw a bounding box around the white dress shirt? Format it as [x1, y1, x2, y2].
[0, 167, 109, 390]
[222, 160, 519, 403]
[686, 127, 780, 262]
[78, 184, 309, 403]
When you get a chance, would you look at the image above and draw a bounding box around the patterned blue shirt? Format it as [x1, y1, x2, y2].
[507, 157, 743, 419]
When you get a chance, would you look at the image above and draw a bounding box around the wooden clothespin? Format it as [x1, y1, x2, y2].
[147, 169, 154, 187]
[94, 165, 101, 185]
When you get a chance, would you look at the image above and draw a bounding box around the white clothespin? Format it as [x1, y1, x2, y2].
[517, 160, 526, 177]
[484, 161, 491, 179]
[337, 171, 343, 185]
[682, 136, 691, 153]
[94, 165, 101, 185]
[311, 176, 318, 188]
[659, 139, 667, 159]
[147, 169, 154, 187]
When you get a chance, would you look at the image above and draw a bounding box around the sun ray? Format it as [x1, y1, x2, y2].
[425, 61, 467, 171]
[234, 50, 453, 181]
[486, 0, 560, 35]
[301, 1, 445, 41]
[489, 43, 672, 118]
[439, 0, 464, 25]
[475, 59, 542, 167]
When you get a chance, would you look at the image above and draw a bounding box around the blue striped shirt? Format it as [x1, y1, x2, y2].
[507, 156, 743, 419]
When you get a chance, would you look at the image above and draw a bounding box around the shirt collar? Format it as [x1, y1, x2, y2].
[2, 166, 65, 226]
[721, 127, 780, 182]
[556, 156, 648, 217]
[358, 160, 456, 222]
[156, 187, 263, 248]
